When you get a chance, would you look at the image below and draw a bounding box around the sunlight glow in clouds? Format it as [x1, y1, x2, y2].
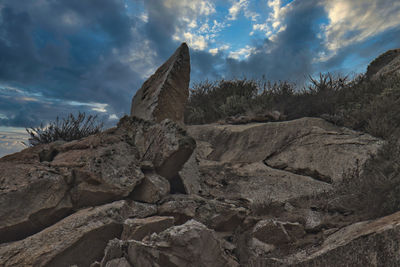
[322, 0, 400, 59]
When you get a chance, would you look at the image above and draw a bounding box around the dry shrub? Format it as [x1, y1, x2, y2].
[26, 112, 103, 146]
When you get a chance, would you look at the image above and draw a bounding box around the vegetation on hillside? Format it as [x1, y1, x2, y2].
[185, 73, 400, 219]
[185, 73, 400, 139]
[26, 112, 103, 146]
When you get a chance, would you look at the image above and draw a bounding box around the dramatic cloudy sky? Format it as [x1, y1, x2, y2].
[1, 0, 400, 157]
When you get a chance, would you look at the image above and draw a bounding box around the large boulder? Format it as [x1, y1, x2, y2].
[188, 117, 382, 184]
[0, 200, 156, 267]
[126, 220, 239, 267]
[0, 116, 194, 243]
[130, 43, 190, 124]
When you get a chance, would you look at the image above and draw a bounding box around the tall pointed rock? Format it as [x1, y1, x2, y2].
[131, 43, 190, 123]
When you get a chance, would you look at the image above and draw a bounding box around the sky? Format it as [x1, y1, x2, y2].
[1, 0, 400, 157]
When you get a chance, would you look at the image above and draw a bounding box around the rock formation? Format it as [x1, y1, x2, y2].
[130, 43, 190, 124]
[1, 45, 400, 266]
[366, 49, 400, 79]
[0, 116, 195, 244]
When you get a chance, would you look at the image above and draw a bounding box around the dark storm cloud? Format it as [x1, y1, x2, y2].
[1, 0, 399, 130]
[0, 0, 142, 126]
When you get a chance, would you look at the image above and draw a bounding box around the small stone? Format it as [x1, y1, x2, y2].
[130, 174, 170, 204]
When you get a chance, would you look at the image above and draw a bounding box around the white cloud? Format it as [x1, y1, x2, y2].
[250, 0, 291, 38]
[209, 44, 230, 55]
[0, 127, 29, 158]
[66, 101, 108, 112]
[163, 0, 217, 51]
[322, 0, 400, 56]
[139, 12, 148, 23]
[109, 114, 118, 120]
[182, 32, 208, 50]
[228, 0, 249, 20]
[228, 45, 256, 60]
[209, 48, 219, 55]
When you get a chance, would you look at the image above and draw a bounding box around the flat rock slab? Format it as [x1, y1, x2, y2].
[195, 161, 331, 206]
[188, 117, 383, 184]
[0, 200, 156, 267]
[131, 43, 190, 123]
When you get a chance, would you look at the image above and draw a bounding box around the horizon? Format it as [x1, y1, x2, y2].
[1, 0, 400, 157]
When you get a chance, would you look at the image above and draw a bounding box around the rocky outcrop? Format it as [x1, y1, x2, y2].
[0, 116, 194, 243]
[1, 44, 398, 267]
[130, 43, 190, 124]
[187, 117, 382, 204]
[0, 200, 156, 267]
[366, 49, 400, 79]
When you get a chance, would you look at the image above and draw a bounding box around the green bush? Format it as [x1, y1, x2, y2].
[26, 112, 103, 146]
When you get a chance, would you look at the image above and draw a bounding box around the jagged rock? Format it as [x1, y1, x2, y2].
[305, 210, 323, 231]
[126, 220, 239, 267]
[252, 219, 305, 246]
[157, 194, 249, 230]
[268, 210, 400, 266]
[118, 117, 195, 180]
[121, 216, 174, 241]
[0, 116, 194, 243]
[188, 117, 382, 184]
[178, 147, 203, 194]
[249, 237, 276, 256]
[0, 200, 156, 267]
[104, 258, 131, 267]
[100, 239, 128, 267]
[366, 49, 400, 79]
[130, 174, 170, 203]
[130, 43, 190, 124]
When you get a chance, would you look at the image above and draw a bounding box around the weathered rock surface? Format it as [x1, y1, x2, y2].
[188, 117, 382, 184]
[121, 216, 174, 241]
[127, 220, 239, 267]
[185, 118, 382, 210]
[367, 49, 400, 79]
[130, 174, 170, 203]
[0, 200, 156, 267]
[252, 219, 305, 246]
[158, 194, 249, 230]
[252, 210, 400, 266]
[0, 116, 194, 243]
[130, 43, 190, 124]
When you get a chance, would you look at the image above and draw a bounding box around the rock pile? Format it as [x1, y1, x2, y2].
[0, 44, 398, 267]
